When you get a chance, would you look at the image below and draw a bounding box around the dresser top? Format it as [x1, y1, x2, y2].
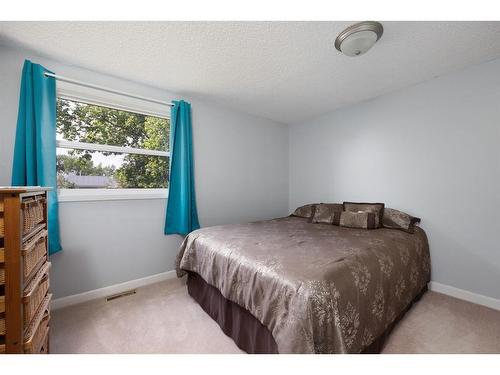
[0, 186, 52, 194]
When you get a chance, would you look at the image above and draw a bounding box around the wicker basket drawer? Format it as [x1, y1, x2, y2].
[38, 329, 49, 354]
[0, 216, 4, 238]
[0, 314, 5, 335]
[22, 197, 45, 235]
[23, 293, 51, 354]
[0, 267, 4, 285]
[23, 262, 51, 326]
[24, 313, 49, 354]
[22, 229, 48, 280]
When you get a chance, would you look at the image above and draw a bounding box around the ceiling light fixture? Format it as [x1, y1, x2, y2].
[335, 21, 384, 57]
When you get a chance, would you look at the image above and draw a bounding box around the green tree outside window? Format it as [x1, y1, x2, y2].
[56, 98, 170, 189]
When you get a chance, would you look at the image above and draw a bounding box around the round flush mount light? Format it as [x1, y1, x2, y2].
[335, 21, 384, 57]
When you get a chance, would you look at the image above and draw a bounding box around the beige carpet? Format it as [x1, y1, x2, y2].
[51, 278, 500, 354]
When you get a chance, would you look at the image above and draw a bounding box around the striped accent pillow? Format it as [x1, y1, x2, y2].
[343, 202, 384, 228]
[339, 211, 377, 229]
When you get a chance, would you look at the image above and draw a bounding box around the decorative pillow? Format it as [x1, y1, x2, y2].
[291, 204, 317, 220]
[343, 202, 385, 228]
[339, 211, 377, 229]
[311, 203, 343, 224]
[382, 208, 421, 233]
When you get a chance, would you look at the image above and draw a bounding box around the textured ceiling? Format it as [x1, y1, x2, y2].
[1, 21, 500, 124]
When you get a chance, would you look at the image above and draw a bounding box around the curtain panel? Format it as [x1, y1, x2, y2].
[12, 60, 62, 254]
[164, 100, 200, 236]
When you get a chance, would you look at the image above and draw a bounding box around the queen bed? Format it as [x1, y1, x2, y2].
[175, 204, 430, 354]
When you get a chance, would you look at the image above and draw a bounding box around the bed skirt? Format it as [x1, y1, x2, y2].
[186, 271, 428, 354]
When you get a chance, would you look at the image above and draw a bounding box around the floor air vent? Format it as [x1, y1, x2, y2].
[106, 289, 137, 301]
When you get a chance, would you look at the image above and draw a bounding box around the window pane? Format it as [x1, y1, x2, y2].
[56, 98, 169, 151]
[57, 148, 169, 189]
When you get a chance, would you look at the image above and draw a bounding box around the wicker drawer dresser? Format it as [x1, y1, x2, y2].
[0, 187, 51, 354]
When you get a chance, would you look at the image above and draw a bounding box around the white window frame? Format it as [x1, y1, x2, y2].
[56, 80, 171, 202]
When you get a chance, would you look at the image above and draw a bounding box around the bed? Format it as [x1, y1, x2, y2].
[176, 215, 430, 354]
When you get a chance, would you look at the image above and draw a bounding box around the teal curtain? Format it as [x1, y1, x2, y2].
[164, 100, 200, 235]
[12, 60, 62, 254]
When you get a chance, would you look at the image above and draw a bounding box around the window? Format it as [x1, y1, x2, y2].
[56, 97, 170, 201]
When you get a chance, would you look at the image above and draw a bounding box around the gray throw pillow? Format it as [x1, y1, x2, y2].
[311, 203, 343, 224]
[382, 208, 421, 233]
[291, 204, 317, 220]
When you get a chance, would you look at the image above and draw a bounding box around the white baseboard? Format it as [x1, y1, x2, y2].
[52, 270, 177, 310]
[52, 272, 500, 312]
[428, 281, 500, 311]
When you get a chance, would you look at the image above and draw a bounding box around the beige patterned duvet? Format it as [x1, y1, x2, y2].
[176, 216, 430, 353]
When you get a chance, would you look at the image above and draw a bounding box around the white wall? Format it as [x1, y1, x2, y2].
[290, 58, 500, 300]
[0, 45, 289, 298]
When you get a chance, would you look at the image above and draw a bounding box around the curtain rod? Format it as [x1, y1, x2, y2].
[43, 72, 174, 107]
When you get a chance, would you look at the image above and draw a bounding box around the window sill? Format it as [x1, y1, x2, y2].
[58, 188, 168, 202]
